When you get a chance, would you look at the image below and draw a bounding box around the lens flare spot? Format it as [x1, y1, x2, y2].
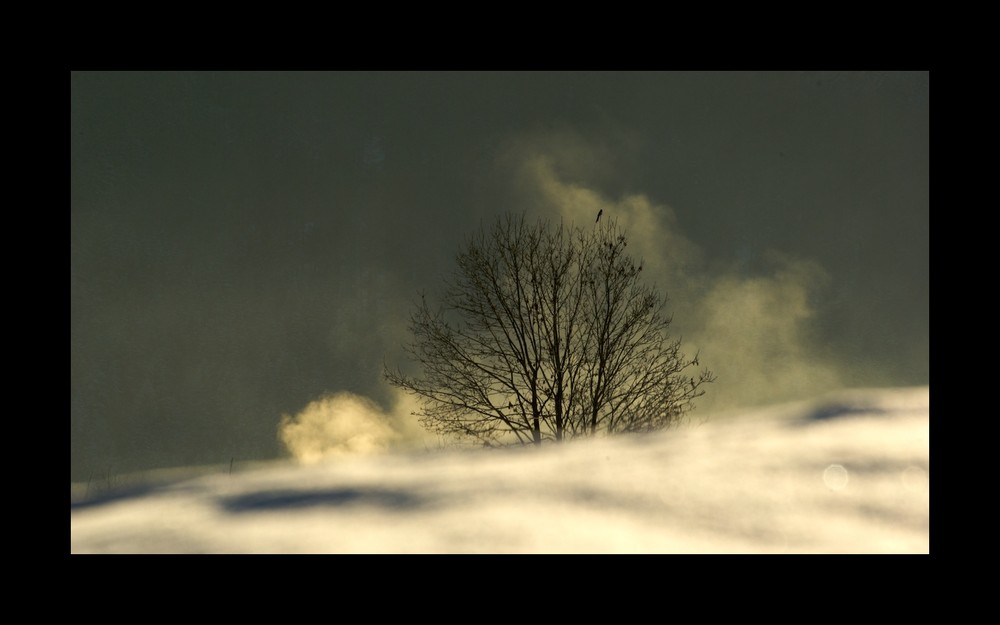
[822, 464, 849, 491]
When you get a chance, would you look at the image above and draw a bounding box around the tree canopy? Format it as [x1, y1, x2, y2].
[385, 213, 714, 446]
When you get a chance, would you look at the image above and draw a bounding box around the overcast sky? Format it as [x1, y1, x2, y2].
[71, 71, 928, 481]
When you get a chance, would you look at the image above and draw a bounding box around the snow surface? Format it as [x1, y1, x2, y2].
[71, 386, 929, 554]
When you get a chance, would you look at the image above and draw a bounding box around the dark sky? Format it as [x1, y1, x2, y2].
[71, 71, 929, 481]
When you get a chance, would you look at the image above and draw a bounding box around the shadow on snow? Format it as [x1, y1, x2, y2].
[218, 487, 427, 513]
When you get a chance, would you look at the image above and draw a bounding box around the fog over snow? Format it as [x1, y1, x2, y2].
[71, 386, 928, 554]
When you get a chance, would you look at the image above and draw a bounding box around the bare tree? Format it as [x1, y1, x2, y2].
[385, 213, 714, 447]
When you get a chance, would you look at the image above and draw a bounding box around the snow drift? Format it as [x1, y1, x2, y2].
[71, 386, 929, 554]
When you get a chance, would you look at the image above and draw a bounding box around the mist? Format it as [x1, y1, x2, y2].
[499, 131, 847, 410]
[71, 71, 928, 479]
[278, 390, 435, 463]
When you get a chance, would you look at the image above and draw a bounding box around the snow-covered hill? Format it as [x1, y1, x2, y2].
[71, 386, 929, 553]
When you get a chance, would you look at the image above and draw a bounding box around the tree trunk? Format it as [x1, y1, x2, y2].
[555, 387, 564, 441]
[531, 381, 541, 445]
